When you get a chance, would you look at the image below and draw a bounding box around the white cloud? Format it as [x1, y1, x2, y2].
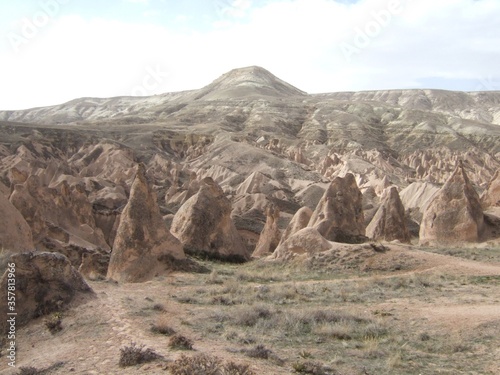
[1, 0, 499, 110]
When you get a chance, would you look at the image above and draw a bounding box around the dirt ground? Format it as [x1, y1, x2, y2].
[1, 245, 500, 375]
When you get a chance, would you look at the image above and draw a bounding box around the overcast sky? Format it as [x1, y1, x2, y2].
[1, 0, 499, 110]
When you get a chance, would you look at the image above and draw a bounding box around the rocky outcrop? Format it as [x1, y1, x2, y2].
[279, 206, 313, 245]
[0, 193, 34, 264]
[420, 162, 485, 245]
[9, 174, 109, 250]
[481, 170, 500, 208]
[308, 173, 366, 243]
[171, 177, 250, 262]
[107, 164, 185, 283]
[252, 204, 281, 258]
[0, 252, 93, 333]
[273, 227, 332, 260]
[366, 187, 410, 243]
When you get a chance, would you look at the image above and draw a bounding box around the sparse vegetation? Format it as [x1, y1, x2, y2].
[169, 334, 194, 350]
[44, 312, 63, 334]
[151, 315, 176, 336]
[118, 342, 161, 367]
[169, 353, 255, 375]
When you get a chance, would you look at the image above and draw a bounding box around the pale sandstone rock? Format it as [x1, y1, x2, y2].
[366, 187, 410, 243]
[308, 173, 366, 243]
[171, 177, 250, 262]
[420, 161, 485, 245]
[252, 204, 281, 258]
[273, 227, 332, 260]
[279, 206, 313, 245]
[107, 164, 185, 282]
[481, 170, 500, 208]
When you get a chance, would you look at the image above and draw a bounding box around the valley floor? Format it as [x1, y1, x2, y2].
[2, 246, 500, 375]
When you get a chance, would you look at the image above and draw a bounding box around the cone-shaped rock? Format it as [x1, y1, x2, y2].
[420, 161, 484, 245]
[252, 204, 281, 258]
[171, 177, 250, 262]
[273, 227, 332, 261]
[481, 170, 500, 208]
[279, 206, 313, 245]
[366, 187, 410, 243]
[0, 252, 93, 333]
[0, 193, 34, 260]
[107, 164, 185, 282]
[308, 173, 366, 243]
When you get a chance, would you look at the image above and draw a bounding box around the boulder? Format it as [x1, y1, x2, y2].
[273, 227, 332, 260]
[481, 170, 500, 208]
[0, 252, 93, 333]
[420, 161, 485, 245]
[366, 187, 410, 243]
[107, 164, 185, 282]
[279, 206, 313, 245]
[252, 204, 281, 258]
[171, 177, 250, 262]
[308, 173, 366, 243]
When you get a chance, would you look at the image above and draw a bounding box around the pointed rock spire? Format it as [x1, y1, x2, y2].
[107, 163, 185, 282]
[419, 161, 484, 245]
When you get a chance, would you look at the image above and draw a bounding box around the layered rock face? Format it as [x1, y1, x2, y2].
[0, 193, 34, 259]
[366, 187, 410, 243]
[171, 177, 250, 262]
[0, 252, 93, 333]
[308, 173, 366, 243]
[420, 162, 485, 245]
[252, 204, 281, 258]
[107, 164, 185, 282]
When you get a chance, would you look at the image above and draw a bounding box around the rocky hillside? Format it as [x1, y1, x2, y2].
[1, 66, 500, 262]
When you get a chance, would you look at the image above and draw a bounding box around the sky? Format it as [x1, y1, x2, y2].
[0, 0, 499, 110]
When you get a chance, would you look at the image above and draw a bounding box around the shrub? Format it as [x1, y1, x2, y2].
[169, 354, 255, 375]
[151, 316, 176, 336]
[243, 344, 272, 359]
[119, 342, 161, 367]
[292, 361, 328, 375]
[18, 367, 40, 375]
[169, 334, 194, 350]
[45, 313, 63, 334]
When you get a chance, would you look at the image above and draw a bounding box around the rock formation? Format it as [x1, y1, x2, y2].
[79, 251, 110, 281]
[481, 170, 500, 208]
[0, 252, 93, 333]
[366, 187, 410, 243]
[273, 227, 332, 260]
[279, 206, 313, 245]
[107, 164, 185, 283]
[252, 204, 281, 258]
[420, 161, 485, 245]
[308, 173, 366, 243]
[171, 177, 250, 262]
[0, 193, 34, 264]
[9, 175, 109, 250]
